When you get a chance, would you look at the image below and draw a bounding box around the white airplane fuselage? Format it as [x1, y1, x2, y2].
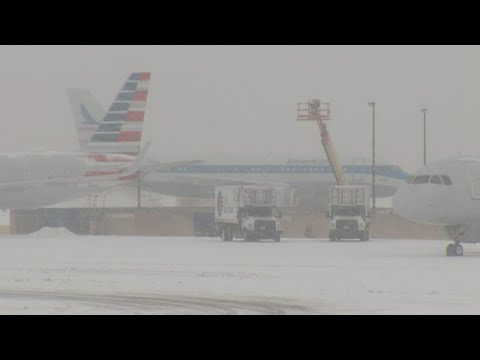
[0, 152, 137, 209]
[393, 158, 480, 244]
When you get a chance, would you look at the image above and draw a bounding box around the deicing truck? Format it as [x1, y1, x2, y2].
[215, 186, 282, 242]
[328, 185, 371, 242]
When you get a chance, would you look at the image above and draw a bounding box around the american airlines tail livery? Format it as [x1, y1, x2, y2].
[0, 72, 199, 210]
[69, 72, 151, 156]
[67, 72, 203, 180]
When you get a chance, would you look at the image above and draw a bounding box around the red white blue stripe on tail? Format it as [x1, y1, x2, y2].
[85, 72, 150, 156]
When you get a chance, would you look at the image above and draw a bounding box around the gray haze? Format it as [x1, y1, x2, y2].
[0, 45, 479, 173]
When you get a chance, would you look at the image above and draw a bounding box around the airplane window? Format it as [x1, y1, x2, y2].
[412, 175, 430, 184]
[441, 175, 453, 186]
[430, 175, 442, 185]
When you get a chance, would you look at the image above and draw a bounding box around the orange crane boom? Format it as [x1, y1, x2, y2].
[297, 100, 348, 186]
[316, 119, 348, 186]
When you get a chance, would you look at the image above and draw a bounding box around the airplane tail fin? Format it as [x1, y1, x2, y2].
[66, 88, 105, 151]
[79, 72, 151, 156]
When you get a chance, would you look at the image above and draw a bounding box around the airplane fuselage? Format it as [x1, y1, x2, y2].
[393, 158, 480, 244]
[0, 152, 136, 209]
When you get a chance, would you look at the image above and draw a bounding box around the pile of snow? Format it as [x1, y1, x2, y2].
[27, 227, 76, 237]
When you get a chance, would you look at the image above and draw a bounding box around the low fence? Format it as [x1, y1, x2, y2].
[9, 207, 449, 240]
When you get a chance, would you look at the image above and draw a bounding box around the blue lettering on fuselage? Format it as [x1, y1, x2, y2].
[159, 164, 410, 181]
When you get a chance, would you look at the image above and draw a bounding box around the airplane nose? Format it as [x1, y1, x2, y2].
[392, 184, 425, 222]
[392, 182, 447, 225]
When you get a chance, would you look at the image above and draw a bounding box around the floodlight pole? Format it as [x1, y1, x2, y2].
[369, 102, 376, 212]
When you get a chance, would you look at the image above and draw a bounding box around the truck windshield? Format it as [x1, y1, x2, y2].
[246, 207, 273, 217]
[333, 207, 364, 217]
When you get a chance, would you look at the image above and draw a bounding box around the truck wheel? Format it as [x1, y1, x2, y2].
[359, 232, 370, 242]
[329, 231, 336, 242]
[274, 235, 281, 242]
[223, 228, 233, 241]
[244, 230, 253, 242]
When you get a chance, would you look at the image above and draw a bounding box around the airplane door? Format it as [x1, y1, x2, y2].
[465, 163, 480, 199]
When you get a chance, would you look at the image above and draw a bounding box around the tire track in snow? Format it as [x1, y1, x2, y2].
[0, 290, 320, 314]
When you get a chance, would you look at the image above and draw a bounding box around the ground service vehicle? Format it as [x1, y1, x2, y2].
[215, 186, 282, 242]
[328, 186, 371, 242]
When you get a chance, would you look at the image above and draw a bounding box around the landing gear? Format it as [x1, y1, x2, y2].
[446, 243, 463, 257]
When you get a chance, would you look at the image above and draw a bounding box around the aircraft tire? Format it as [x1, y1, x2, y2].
[455, 243, 464, 257]
[446, 243, 463, 257]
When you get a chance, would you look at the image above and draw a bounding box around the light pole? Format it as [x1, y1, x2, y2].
[368, 102, 376, 212]
[137, 177, 142, 208]
[421, 108, 427, 165]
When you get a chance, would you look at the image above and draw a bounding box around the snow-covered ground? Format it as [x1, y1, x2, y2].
[26, 227, 76, 237]
[0, 235, 476, 314]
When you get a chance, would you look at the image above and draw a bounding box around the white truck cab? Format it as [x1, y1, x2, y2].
[328, 186, 371, 242]
[215, 186, 283, 242]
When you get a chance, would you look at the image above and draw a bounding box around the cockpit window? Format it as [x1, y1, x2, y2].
[412, 175, 430, 184]
[441, 175, 453, 186]
[430, 175, 442, 185]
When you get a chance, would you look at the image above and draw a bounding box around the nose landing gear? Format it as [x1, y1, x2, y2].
[446, 243, 463, 257]
[446, 225, 466, 257]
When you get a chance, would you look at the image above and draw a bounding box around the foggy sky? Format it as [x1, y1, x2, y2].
[0, 45, 479, 173]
